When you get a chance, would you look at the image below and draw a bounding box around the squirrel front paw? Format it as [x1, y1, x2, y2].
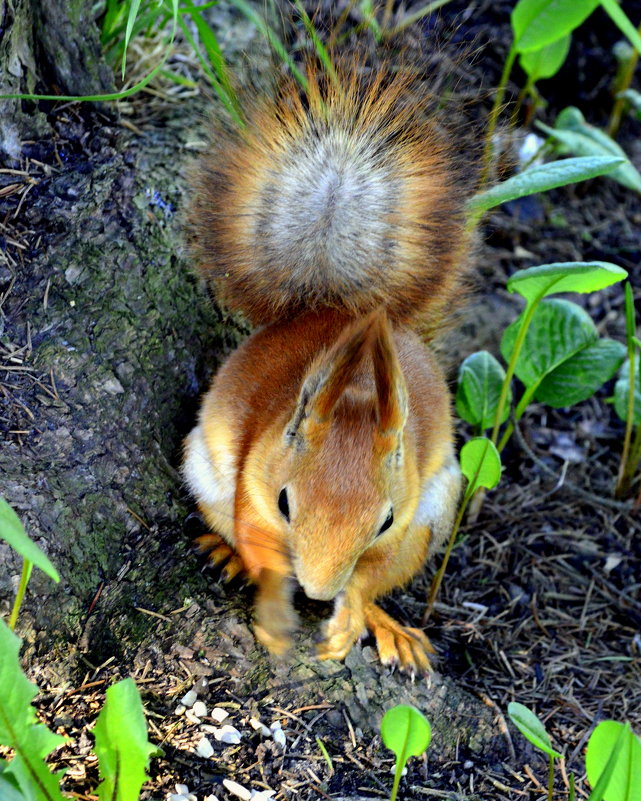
[316, 600, 366, 662]
[253, 571, 298, 656]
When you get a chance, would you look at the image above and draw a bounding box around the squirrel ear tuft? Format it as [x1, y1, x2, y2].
[372, 311, 408, 434]
[285, 312, 380, 443]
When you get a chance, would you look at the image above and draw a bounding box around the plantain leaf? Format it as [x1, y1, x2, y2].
[95, 678, 157, 801]
[0, 498, 59, 582]
[538, 107, 641, 193]
[508, 702, 562, 759]
[460, 437, 502, 495]
[381, 705, 431, 767]
[585, 720, 641, 801]
[506, 261, 627, 306]
[502, 299, 595, 386]
[535, 338, 625, 407]
[520, 34, 571, 82]
[456, 351, 510, 429]
[0, 620, 66, 801]
[467, 156, 624, 214]
[512, 0, 598, 53]
[614, 356, 641, 425]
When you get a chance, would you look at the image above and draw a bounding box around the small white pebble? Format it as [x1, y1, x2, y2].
[192, 700, 207, 718]
[223, 779, 252, 801]
[250, 791, 275, 800]
[389, 765, 407, 776]
[196, 737, 214, 758]
[201, 724, 219, 734]
[174, 704, 186, 716]
[187, 796, 197, 801]
[185, 710, 201, 724]
[463, 760, 474, 769]
[181, 689, 198, 707]
[214, 724, 242, 744]
[204, 795, 220, 801]
[168, 795, 188, 801]
[211, 707, 229, 723]
[175, 785, 189, 796]
[249, 718, 271, 737]
[270, 721, 286, 750]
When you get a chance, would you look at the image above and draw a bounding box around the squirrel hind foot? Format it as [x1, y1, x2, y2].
[363, 603, 435, 674]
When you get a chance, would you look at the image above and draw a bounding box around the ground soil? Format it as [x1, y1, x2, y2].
[1, 2, 640, 800]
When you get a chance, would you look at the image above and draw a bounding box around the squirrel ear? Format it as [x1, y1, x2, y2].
[285, 312, 378, 444]
[372, 311, 408, 434]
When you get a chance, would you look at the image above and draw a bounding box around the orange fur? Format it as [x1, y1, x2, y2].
[183, 62, 471, 672]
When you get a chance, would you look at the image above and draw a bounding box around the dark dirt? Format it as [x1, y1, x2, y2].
[1, 1, 640, 800]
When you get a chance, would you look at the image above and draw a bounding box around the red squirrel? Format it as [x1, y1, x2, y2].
[183, 61, 472, 672]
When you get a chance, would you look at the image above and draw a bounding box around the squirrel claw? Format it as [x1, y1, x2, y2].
[364, 604, 435, 674]
[195, 533, 248, 583]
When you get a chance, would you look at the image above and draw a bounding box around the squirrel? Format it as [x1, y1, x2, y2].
[182, 59, 473, 673]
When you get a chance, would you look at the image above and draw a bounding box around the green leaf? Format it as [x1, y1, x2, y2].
[614, 356, 641, 425]
[0, 620, 66, 801]
[466, 156, 624, 214]
[0, 499, 60, 583]
[506, 261, 627, 306]
[512, 0, 598, 53]
[586, 720, 641, 801]
[507, 702, 562, 759]
[600, 0, 641, 54]
[380, 705, 432, 766]
[620, 89, 641, 120]
[535, 338, 625, 407]
[501, 299, 597, 389]
[537, 107, 641, 193]
[0, 775, 27, 801]
[456, 351, 511, 429]
[460, 437, 502, 494]
[95, 678, 156, 801]
[519, 34, 571, 82]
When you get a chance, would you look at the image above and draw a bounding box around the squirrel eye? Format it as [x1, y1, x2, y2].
[278, 488, 290, 522]
[377, 508, 394, 536]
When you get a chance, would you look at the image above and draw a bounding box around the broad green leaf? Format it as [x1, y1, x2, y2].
[94, 678, 156, 801]
[538, 107, 641, 192]
[460, 437, 501, 494]
[0, 775, 25, 801]
[456, 351, 510, 429]
[586, 721, 641, 801]
[506, 261, 627, 306]
[381, 705, 431, 766]
[535, 338, 626, 407]
[614, 357, 641, 425]
[466, 156, 623, 214]
[519, 34, 571, 82]
[512, 0, 598, 53]
[0, 498, 60, 583]
[0, 620, 66, 801]
[501, 299, 597, 389]
[507, 702, 562, 759]
[600, 0, 641, 54]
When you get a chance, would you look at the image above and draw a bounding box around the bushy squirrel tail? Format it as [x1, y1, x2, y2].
[188, 59, 472, 332]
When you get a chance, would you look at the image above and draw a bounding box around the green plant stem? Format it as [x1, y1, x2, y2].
[423, 490, 469, 623]
[607, 16, 641, 137]
[8, 559, 32, 631]
[491, 300, 538, 446]
[390, 758, 404, 801]
[616, 362, 637, 499]
[548, 754, 555, 801]
[569, 771, 575, 801]
[480, 44, 517, 188]
[497, 384, 538, 452]
[620, 423, 641, 499]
